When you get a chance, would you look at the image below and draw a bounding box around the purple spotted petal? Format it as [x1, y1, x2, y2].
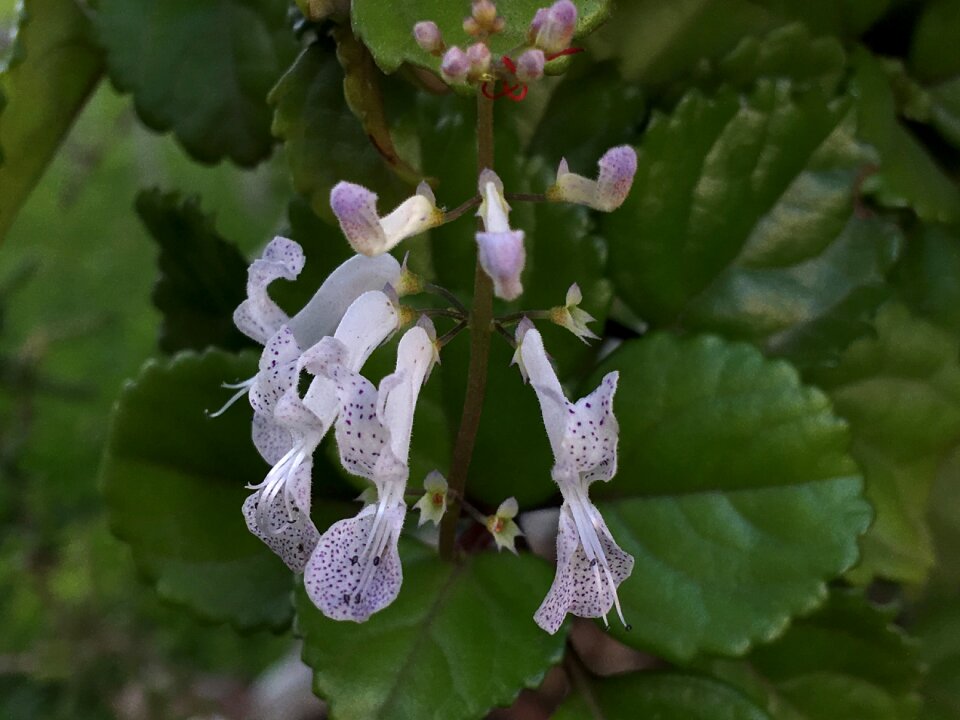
[243, 455, 319, 572]
[304, 502, 405, 622]
[234, 237, 304, 345]
[252, 411, 294, 465]
[563, 371, 619, 485]
[249, 326, 301, 416]
[534, 501, 634, 633]
[330, 182, 387, 256]
[596, 146, 638, 212]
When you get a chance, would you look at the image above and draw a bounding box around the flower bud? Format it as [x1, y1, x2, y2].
[466, 42, 492, 79]
[527, 8, 548, 42]
[414, 471, 448, 526]
[486, 497, 523, 553]
[440, 46, 470, 83]
[534, 0, 577, 54]
[413, 21, 444, 54]
[477, 230, 525, 301]
[515, 48, 545, 83]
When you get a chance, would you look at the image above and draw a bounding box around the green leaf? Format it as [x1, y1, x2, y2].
[892, 224, 960, 336]
[96, 0, 297, 166]
[914, 596, 960, 720]
[603, 81, 902, 358]
[554, 672, 772, 720]
[589, 333, 870, 661]
[810, 303, 960, 585]
[927, 447, 960, 591]
[0, 0, 103, 243]
[296, 546, 565, 720]
[852, 50, 960, 224]
[101, 350, 294, 630]
[351, 0, 611, 75]
[527, 61, 646, 171]
[750, 0, 892, 38]
[136, 189, 253, 354]
[269, 41, 410, 226]
[708, 590, 922, 720]
[909, 0, 960, 84]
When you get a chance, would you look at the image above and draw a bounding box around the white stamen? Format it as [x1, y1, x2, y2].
[207, 376, 256, 417]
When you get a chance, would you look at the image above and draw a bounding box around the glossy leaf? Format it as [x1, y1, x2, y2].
[892, 224, 960, 336]
[296, 546, 564, 720]
[554, 672, 772, 720]
[708, 590, 922, 720]
[351, 0, 611, 75]
[909, 0, 960, 84]
[136, 189, 253, 354]
[102, 350, 294, 630]
[914, 596, 960, 720]
[603, 81, 902, 356]
[0, 0, 103, 242]
[270, 42, 410, 225]
[811, 303, 960, 585]
[96, 0, 297, 166]
[588, 333, 870, 661]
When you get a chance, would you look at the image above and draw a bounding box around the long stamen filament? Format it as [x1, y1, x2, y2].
[207, 376, 256, 417]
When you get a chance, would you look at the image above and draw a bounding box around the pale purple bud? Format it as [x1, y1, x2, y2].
[528, 8, 548, 42]
[466, 42, 491, 78]
[477, 230, 525, 301]
[413, 21, 444, 54]
[472, 0, 498, 25]
[596, 145, 638, 211]
[535, 0, 577, 54]
[515, 49, 545, 83]
[440, 46, 470, 83]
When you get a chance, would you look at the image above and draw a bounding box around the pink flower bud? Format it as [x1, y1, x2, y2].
[596, 145, 638, 211]
[534, 0, 577, 54]
[527, 8, 548, 43]
[476, 230, 525, 301]
[413, 21, 444, 54]
[440, 46, 470, 83]
[515, 48, 545, 83]
[466, 42, 491, 77]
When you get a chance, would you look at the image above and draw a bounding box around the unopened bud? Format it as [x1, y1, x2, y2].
[472, 0, 498, 25]
[466, 42, 492, 79]
[486, 497, 522, 553]
[527, 8, 548, 43]
[515, 49, 545, 83]
[413, 21, 444, 54]
[440, 46, 470, 83]
[534, 0, 577, 54]
[477, 230, 525, 301]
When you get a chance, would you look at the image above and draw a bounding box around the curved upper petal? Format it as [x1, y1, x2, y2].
[234, 237, 304, 345]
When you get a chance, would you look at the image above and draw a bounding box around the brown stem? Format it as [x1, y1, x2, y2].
[505, 192, 547, 203]
[438, 92, 496, 561]
[442, 194, 482, 223]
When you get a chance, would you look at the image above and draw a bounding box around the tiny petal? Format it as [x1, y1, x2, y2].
[566, 282, 583, 307]
[527, 7, 548, 42]
[330, 182, 443, 256]
[486, 497, 523, 554]
[547, 146, 637, 212]
[515, 49, 545, 83]
[550, 282, 599, 343]
[497, 496, 519, 519]
[414, 470, 448, 526]
[441, 46, 470, 83]
[510, 317, 536, 382]
[534, 0, 577, 54]
[413, 21, 443, 54]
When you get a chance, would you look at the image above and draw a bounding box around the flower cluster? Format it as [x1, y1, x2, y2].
[216, 0, 639, 633]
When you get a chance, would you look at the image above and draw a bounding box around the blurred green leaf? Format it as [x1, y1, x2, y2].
[136, 189, 253, 354]
[96, 0, 297, 166]
[750, 0, 891, 37]
[811, 303, 960, 585]
[0, 0, 103, 242]
[352, 0, 610, 75]
[909, 0, 960, 84]
[603, 81, 902, 360]
[708, 590, 921, 720]
[296, 545, 564, 720]
[554, 672, 772, 720]
[101, 350, 295, 630]
[588, 333, 870, 661]
[853, 50, 960, 224]
[270, 42, 410, 225]
[892, 224, 960, 336]
[914, 596, 960, 720]
[527, 61, 646, 170]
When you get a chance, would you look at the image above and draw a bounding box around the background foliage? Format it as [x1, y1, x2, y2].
[2, 0, 960, 718]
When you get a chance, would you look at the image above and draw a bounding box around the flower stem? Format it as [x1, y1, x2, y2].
[439, 92, 495, 561]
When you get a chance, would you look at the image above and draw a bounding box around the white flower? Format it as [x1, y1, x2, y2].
[330, 181, 444, 257]
[413, 471, 448, 527]
[550, 283, 600, 343]
[546, 145, 637, 212]
[476, 169, 526, 301]
[486, 497, 523, 553]
[241, 289, 401, 572]
[303, 321, 437, 622]
[516, 325, 633, 633]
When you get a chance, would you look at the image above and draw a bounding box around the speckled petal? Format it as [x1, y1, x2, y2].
[249, 326, 302, 416]
[243, 455, 319, 572]
[234, 237, 304, 345]
[252, 411, 293, 465]
[304, 502, 405, 621]
[562, 371, 619, 486]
